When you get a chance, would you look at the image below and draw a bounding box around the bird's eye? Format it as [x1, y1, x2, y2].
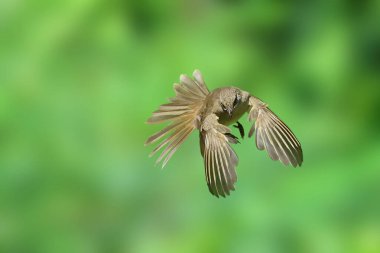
[221, 103, 227, 111]
[233, 96, 239, 108]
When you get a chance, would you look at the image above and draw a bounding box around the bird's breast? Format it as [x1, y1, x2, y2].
[217, 103, 249, 126]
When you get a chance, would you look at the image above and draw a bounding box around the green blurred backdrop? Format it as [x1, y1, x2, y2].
[1, 0, 380, 252]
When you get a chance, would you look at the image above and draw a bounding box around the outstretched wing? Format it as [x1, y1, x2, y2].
[247, 96, 303, 167]
[200, 114, 239, 197]
[146, 70, 209, 168]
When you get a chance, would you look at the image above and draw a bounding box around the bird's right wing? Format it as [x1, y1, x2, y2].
[200, 114, 239, 198]
[145, 70, 209, 168]
[247, 96, 303, 167]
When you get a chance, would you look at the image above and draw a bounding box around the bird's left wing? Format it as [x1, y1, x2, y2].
[145, 70, 209, 168]
[200, 114, 239, 197]
[247, 96, 303, 167]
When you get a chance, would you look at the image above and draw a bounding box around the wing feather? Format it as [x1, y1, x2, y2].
[219, 145, 232, 191]
[255, 127, 265, 150]
[248, 96, 303, 167]
[266, 125, 290, 165]
[270, 124, 299, 166]
[200, 114, 238, 197]
[263, 126, 280, 161]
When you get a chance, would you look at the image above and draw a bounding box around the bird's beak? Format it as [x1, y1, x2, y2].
[227, 108, 232, 118]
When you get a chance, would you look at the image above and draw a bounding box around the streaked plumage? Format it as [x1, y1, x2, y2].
[145, 70, 303, 198]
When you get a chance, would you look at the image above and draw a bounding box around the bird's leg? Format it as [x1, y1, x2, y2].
[233, 121, 245, 139]
[225, 133, 240, 144]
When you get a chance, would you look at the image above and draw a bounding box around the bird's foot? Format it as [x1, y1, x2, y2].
[225, 133, 240, 144]
[233, 121, 245, 139]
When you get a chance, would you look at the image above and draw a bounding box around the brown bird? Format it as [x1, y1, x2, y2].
[145, 70, 303, 197]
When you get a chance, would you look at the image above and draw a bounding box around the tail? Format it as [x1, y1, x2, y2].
[145, 70, 209, 168]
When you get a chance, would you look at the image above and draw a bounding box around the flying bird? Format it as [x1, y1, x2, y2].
[145, 70, 303, 197]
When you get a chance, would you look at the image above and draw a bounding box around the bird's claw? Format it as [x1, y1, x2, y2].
[233, 121, 245, 139]
[225, 133, 240, 144]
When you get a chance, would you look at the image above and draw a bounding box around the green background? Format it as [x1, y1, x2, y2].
[1, 0, 380, 252]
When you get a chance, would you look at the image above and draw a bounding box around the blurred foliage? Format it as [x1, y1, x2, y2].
[1, 0, 380, 253]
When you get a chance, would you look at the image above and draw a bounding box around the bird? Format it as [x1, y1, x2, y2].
[145, 70, 303, 198]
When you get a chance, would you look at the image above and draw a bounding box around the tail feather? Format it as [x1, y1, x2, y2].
[145, 121, 183, 145]
[146, 70, 209, 168]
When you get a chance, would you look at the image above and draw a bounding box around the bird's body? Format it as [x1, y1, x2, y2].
[202, 87, 250, 126]
[146, 70, 303, 197]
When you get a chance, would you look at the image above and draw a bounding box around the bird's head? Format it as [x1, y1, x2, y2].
[219, 88, 242, 117]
